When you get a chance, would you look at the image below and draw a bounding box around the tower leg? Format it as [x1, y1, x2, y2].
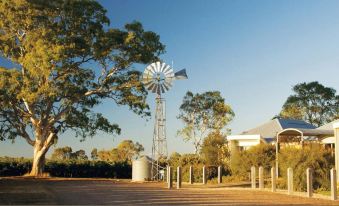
[151, 96, 168, 180]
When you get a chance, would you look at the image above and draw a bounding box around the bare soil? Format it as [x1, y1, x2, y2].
[0, 177, 338, 205]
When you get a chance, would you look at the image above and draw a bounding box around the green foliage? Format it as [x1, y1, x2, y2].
[230, 143, 334, 191]
[0, 157, 131, 178]
[97, 140, 144, 163]
[168, 153, 204, 182]
[177, 91, 234, 153]
[91, 148, 98, 160]
[278, 145, 334, 191]
[51, 146, 73, 160]
[0, 157, 31, 176]
[73, 149, 88, 161]
[278, 81, 338, 127]
[200, 130, 230, 167]
[167, 152, 229, 183]
[0, 0, 164, 175]
[230, 144, 276, 177]
[51, 146, 88, 161]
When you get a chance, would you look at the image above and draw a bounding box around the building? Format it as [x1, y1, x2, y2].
[319, 119, 339, 149]
[227, 118, 316, 151]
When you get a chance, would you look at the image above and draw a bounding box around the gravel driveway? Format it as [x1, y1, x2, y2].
[0, 178, 338, 205]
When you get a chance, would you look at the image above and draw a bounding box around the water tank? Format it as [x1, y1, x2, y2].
[132, 156, 152, 182]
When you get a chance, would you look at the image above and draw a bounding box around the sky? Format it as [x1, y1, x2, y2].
[1, 0, 339, 158]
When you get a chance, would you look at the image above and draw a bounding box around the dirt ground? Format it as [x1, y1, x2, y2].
[0, 177, 338, 205]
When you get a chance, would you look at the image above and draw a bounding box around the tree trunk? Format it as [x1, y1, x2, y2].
[30, 153, 45, 176]
[29, 140, 47, 177]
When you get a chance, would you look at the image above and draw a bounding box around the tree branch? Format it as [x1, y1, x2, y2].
[19, 126, 35, 146]
[48, 107, 70, 125]
[22, 98, 38, 125]
[41, 132, 56, 154]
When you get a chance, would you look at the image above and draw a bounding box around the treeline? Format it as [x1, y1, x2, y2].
[0, 157, 131, 178]
[0, 140, 143, 178]
[51, 140, 143, 163]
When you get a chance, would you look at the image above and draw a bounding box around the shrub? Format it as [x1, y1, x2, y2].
[0, 157, 31, 176]
[278, 144, 334, 191]
[167, 152, 231, 183]
[230, 144, 276, 177]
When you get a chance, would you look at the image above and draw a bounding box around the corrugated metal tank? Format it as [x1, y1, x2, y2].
[132, 156, 152, 182]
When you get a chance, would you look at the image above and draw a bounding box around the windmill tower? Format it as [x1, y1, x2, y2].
[142, 61, 188, 180]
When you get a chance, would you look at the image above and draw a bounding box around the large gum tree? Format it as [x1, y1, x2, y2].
[0, 0, 165, 176]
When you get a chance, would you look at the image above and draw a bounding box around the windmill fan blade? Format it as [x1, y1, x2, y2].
[162, 64, 171, 74]
[160, 62, 166, 72]
[160, 84, 166, 93]
[142, 71, 154, 86]
[152, 84, 159, 94]
[163, 79, 173, 90]
[149, 63, 157, 74]
[165, 71, 174, 79]
[164, 68, 174, 78]
[145, 64, 152, 73]
[162, 82, 170, 91]
[155, 62, 161, 72]
[143, 79, 154, 87]
[174, 69, 188, 80]
[147, 82, 156, 91]
[142, 72, 153, 81]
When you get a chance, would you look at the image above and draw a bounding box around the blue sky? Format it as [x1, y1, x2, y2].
[1, 0, 339, 158]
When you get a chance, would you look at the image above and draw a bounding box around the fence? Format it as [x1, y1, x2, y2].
[249, 166, 338, 201]
[166, 164, 338, 201]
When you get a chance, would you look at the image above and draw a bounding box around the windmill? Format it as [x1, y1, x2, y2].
[142, 61, 188, 180]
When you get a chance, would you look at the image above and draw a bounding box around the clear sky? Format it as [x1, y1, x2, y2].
[1, 0, 339, 158]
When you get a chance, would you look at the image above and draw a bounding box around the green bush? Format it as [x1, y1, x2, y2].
[229, 143, 334, 191]
[167, 152, 230, 183]
[230, 144, 276, 177]
[278, 144, 334, 191]
[0, 157, 131, 178]
[0, 157, 31, 176]
[169, 153, 204, 182]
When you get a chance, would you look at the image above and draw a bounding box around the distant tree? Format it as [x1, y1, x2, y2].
[97, 149, 113, 162]
[200, 130, 229, 166]
[177, 91, 234, 154]
[51, 146, 88, 160]
[116, 140, 144, 161]
[0, 1, 164, 176]
[51, 146, 73, 160]
[278, 81, 338, 127]
[73, 149, 88, 160]
[97, 140, 144, 163]
[91, 148, 98, 161]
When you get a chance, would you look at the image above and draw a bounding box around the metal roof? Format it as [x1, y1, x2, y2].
[241, 118, 316, 139]
[278, 119, 316, 129]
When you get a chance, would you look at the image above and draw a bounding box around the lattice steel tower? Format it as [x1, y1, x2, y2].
[142, 62, 187, 180]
